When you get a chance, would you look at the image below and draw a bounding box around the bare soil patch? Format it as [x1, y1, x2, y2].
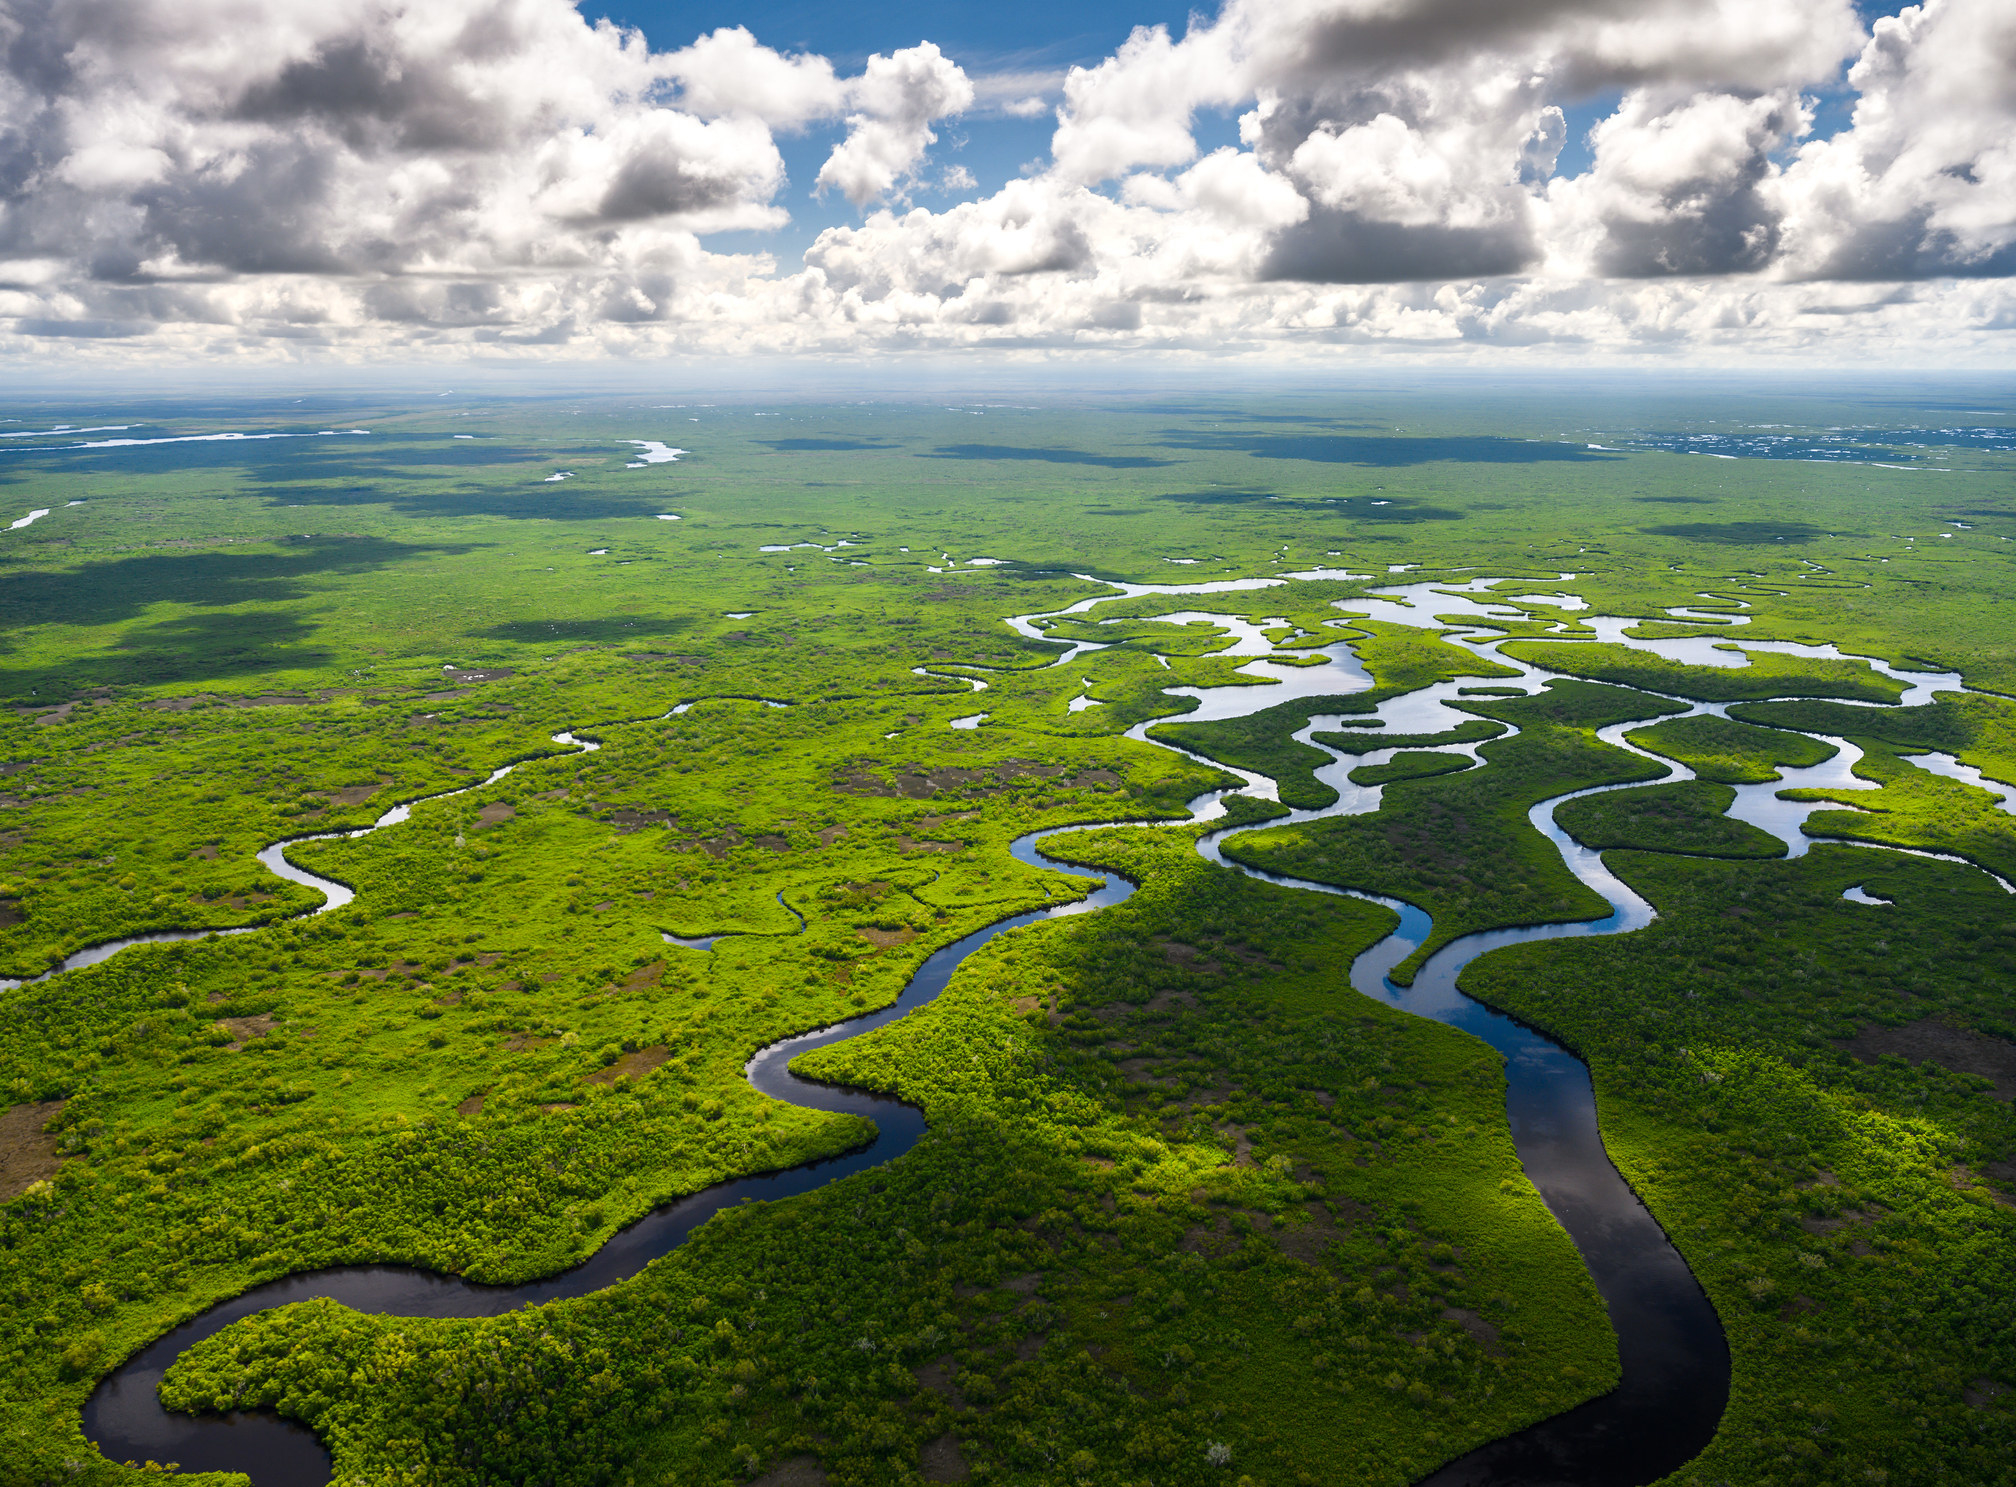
[1, 1100, 67, 1201]
[456, 1095, 485, 1116]
[858, 926, 917, 949]
[217, 1014, 276, 1051]
[920, 1433, 970, 1483]
[896, 835, 963, 855]
[1836, 1017, 2016, 1099]
[818, 825, 848, 845]
[609, 807, 674, 831]
[1442, 1306, 1505, 1354]
[475, 802, 515, 827]
[584, 1044, 670, 1085]
[914, 1357, 963, 1405]
[190, 845, 218, 859]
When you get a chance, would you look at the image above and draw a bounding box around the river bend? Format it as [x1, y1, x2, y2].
[70, 575, 2008, 1484]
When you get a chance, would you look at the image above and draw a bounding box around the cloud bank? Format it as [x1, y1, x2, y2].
[0, 0, 2011, 362]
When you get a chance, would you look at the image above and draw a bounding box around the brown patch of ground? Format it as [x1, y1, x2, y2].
[920, 1433, 970, 1483]
[1218, 1122, 1255, 1167]
[609, 807, 675, 831]
[750, 834, 789, 851]
[818, 825, 848, 845]
[328, 782, 384, 807]
[503, 1033, 554, 1052]
[918, 811, 981, 829]
[190, 844, 218, 859]
[750, 1457, 826, 1487]
[591, 900, 613, 912]
[1118, 1058, 1172, 1087]
[1275, 1206, 1340, 1264]
[1799, 1205, 1884, 1236]
[914, 1358, 964, 1406]
[1442, 1307, 1505, 1354]
[1836, 1016, 2016, 1099]
[1965, 1377, 2009, 1410]
[620, 961, 664, 990]
[0, 1100, 67, 1200]
[1013, 1334, 1045, 1361]
[475, 802, 515, 827]
[1182, 1216, 1233, 1256]
[456, 1095, 485, 1116]
[217, 1014, 275, 1051]
[0, 901, 18, 928]
[1145, 989, 1199, 1013]
[896, 835, 963, 854]
[540, 1103, 578, 1114]
[444, 667, 514, 683]
[584, 1044, 670, 1086]
[859, 926, 917, 949]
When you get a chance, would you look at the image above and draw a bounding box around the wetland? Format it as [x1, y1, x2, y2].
[0, 383, 2011, 1487]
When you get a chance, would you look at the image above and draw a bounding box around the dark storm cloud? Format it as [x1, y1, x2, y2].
[1261, 209, 1537, 284]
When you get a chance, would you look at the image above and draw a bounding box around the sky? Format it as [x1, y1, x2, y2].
[0, 0, 2012, 368]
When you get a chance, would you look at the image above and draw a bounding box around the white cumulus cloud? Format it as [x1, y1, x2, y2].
[0, 0, 2008, 363]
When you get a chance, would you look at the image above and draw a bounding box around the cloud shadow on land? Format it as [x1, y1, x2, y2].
[0, 611, 336, 700]
[0, 535, 471, 631]
[477, 617, 696, 645]
[4, 434, 545, 480]
[1154, 489, 1465, 521]
[1157, 431, 1623, 466]
[258, 478, 699, 522]
[757, 438, 898, 452]
[923, 444, 1174, 469]
[1643, 521, 1825, 545]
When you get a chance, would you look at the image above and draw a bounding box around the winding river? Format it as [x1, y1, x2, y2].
[70, 572, 2006, 1485]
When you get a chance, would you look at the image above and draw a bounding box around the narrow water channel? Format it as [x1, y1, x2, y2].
[70, 575, 2006, 1484]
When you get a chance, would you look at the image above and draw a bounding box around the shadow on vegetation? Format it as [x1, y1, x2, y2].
[478, 617, 696, 645]
[1156, 490, 1281, 505]
[0, 611, 335, 700]
[1635, 495, 1718, 505]
[2, 434, 539, 480]
[0, 536, 470, 630]
[758, 438, 899, 452]
[1157, 432, 1623, 466]
[258, 479, 692, 522]
[923, 444, 1174, 469]
[1642, 521, 1824, 545]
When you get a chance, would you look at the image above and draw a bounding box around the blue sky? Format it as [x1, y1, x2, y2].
[588, 1, 1206, 256]
[592, 0, 1905, 258]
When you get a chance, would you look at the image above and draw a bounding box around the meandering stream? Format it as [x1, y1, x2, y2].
[72, 574, 2009, 1484]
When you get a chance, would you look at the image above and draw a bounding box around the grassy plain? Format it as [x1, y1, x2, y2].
[0, 380, 2010, 1487]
